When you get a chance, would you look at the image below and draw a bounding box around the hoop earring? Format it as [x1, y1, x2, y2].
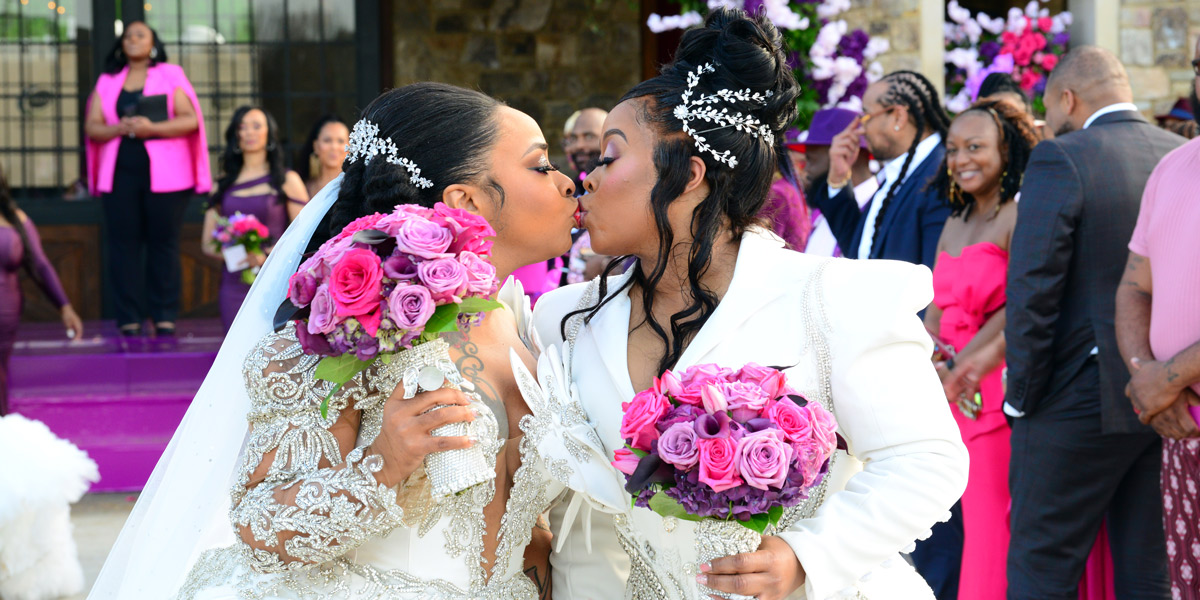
[150, 47, 158, 59]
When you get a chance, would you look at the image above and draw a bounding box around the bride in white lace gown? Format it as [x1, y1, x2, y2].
[88, 83, 623, 600]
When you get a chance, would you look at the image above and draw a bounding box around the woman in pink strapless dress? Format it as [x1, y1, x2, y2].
[926, 97, 1115, 600]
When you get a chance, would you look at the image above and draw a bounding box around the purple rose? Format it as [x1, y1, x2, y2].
[735, 429, 793, 491]
[658, 422, 700, 469]
[393, 216, 453, 259]
[457, 251, 498, 296]
[382, 253, 418, 281]
[387, 284, 435, 330]
[288, 270, 318, 306]
[417, 257, 469, 304]
[656, 403, 705, 433]
[307, 283, 339, 334]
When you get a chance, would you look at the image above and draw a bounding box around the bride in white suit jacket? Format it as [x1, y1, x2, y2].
[530, 9, 968, 600]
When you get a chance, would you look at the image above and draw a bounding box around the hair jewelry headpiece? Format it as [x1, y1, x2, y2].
[345, 119, 435, 189]
[673, 62, 775, 169]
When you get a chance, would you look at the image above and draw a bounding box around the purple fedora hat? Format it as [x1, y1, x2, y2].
[805, 107, 868, 148]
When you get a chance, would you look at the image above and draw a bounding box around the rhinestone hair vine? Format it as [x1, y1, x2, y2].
[673, 63, 775, 169]
[344, 119, 435, 189]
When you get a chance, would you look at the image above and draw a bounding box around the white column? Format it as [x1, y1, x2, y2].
[920, 0, 944, 96]
[1069, 0, 1119, 52]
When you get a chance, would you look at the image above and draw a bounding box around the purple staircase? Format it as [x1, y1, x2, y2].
[10, 320, 222, 492]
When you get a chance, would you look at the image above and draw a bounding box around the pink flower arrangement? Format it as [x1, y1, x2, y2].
[287, 203, 502, 415]
[614, 362, 839, 532]
[944, 0, 1071, 114]
[210, 212, 271, 284]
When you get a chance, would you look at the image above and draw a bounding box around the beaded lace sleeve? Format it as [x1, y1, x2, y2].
[229, 324, 406, 573]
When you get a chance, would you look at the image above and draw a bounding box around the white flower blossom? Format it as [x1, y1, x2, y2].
[978, 13, 1006, 35]
[836, 96, 864, 113]
[817, 0, 851, 21]
[963, 19, 982, 44]
[1024, 1, 1039, 18]
[1007, 7, 1025, 33]
[646, 11, 703, 33]
[946, 89, 972, 114]
[863, 37, 890, 61]
[866, 61, 884, 82]
[763, 0, 808, 30]
[707, 0, 743, 10]
[948, 0, 971, 25]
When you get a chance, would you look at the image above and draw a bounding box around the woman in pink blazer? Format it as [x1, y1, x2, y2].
[84, 21, 210, 337]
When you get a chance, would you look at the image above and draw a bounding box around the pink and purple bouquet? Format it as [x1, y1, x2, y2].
[613, 362, 839, 533]
[211, 212, 270, 284]
[286, 203, 502, 416]
[944, 0, 1071, 114]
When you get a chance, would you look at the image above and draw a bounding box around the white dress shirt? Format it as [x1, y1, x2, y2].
[827, 133, 942, 260]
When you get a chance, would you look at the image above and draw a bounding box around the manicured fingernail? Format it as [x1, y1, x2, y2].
[695, 573, 707, 585]
[699, 562, 711, 572]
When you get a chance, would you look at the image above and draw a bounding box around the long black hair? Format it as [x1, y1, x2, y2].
[211, 105, 287, 207]
[103, 21, 168, 74]
[320, 83, 503, 248]
[562, 8, 800, 376]
[296, 114, 348, 183]
[867, 70, 951, 255]
[977, 72, 1029, 109]
[929, 97, 1039, 220]
[0, 167, 48, 291]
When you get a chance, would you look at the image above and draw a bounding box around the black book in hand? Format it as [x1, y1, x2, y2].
[136, 94, 170, 122]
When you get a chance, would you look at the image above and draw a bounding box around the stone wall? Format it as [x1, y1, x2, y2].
[1119, 0, 1197, 114]
[834, 0, 925, 77]
[390, 0, 643, 160]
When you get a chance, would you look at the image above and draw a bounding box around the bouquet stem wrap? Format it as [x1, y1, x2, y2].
[376, 337, 498, 499]
[695, 519, 766, 600]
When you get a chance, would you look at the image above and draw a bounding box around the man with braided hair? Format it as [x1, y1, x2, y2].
[1006, 45, 1181, 599]
[808, 70, 952, 270]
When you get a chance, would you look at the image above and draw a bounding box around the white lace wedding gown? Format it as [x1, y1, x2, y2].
[172, 279, 623, 599]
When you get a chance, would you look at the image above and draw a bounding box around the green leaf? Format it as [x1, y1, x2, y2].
[423, 303, 461, 335]
[647, 493, 704, 522]
[458, 297, 503, 314]
[741, 512, 771, 535]
[314, 354, 376, 385]
[629, 446, 649, 458]
[767, 505, 784, 527]
[319, 383, 343, 420]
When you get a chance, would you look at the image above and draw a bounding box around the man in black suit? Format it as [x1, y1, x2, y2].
[1005, 46, 1184, 599]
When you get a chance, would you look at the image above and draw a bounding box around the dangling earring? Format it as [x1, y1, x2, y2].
[149, 47, 158, 59]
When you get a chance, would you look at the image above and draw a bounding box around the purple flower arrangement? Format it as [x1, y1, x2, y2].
[286, 203, 502, 416]
[613, 362, 839, 533]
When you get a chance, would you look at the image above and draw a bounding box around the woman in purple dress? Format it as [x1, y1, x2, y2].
[201, 106, 307, 330]
[0, 170, 83, 414]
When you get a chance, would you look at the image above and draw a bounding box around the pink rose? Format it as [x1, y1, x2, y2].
[288, 270, 318, 306]
[619, 390, 670, 451]
[387, 284, 435, 330]
[657, 422, 700, 469]
[357, 302, 383, 337]
[1013, 47, 1033, 67]
[307, 283, 338, 334]
[329, 248, 384, 318]
[432, 204, 496, 254]
[1041, 53, 1058, 71]
[612, 447, 640, 475]
[1019, 69, 1041, 91]
[682, 363, 734, 387]
[724, 380, 770, 423]
[333, 213, 385, 242]
[808, 403, 839, 453]
[766, 399, 814, 444]
[394, 216, 454, 259]
[701, 383, 727, 414]
[375, 205, 434, 236]
[417, 257, 469, 304]
[736, 363, 787, 399]
[698, 437, 742, 492]
[457, 251, 498, 296]
[735, 429, 793, 490]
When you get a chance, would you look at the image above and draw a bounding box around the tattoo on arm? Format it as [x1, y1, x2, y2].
[524, 565, 551, 600]
[444, 332, 509, 439]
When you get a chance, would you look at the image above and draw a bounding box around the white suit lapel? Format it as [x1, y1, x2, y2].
[582, 271, 638, 401]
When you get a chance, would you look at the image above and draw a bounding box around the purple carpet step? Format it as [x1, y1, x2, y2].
[10, 320, 223, 492]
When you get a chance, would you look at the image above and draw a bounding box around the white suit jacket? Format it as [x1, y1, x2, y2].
[533, 228, 968, 600]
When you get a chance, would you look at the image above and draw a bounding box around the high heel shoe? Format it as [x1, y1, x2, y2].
[154, 322, 176, 337]
[119, 324, 142, 337]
